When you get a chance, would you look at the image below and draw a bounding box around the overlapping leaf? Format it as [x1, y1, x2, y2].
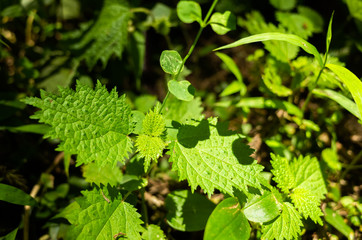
[167, 118, 263, 196]
[22, 81, 133, 166]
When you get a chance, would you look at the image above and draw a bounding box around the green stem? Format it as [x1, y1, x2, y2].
[122, 191, 132, 202]
[341, 150, 362, 179]
[140, 188, 149, 226]
[159, 0, 219, 112]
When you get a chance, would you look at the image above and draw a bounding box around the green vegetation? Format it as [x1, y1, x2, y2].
[1, 0, 362, 239]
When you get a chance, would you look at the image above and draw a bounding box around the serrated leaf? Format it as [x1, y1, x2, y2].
[135, 135, 166, 171]
[243, 191, 281, 223]
[291, 188, 323, 225]
[141, 108, 165, 137]
[290, 155, 327, 200]
[326, 64, 362, 120]
[22, 81, 133, 167]
[177, 1, 202, 24]
[160, 50, 183, 75]
[0, 183, 36, 206]
[167, 118, 263, 196]
[162, 95, 203, 123]
[262, 202, 303, 240]
[209, 11, 236, 35]
[270, 154, 295, 194]
[72, 0, 130, 69]
[204, 197, 250, 240]
[215, 32, 323, 67]
[64, 188, 143, 240]
[168, 80, 195, 101]
[142, 225, 166, 240]
[165, 190, 215, 231]
[82, 162, 123, 187]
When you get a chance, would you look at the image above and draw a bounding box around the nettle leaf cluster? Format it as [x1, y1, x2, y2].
[20, 0, 362, 239]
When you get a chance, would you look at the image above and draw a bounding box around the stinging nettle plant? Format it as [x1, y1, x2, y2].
[19, 0, 362, 239]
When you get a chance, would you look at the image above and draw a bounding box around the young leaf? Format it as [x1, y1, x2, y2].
[0, 183, 36, 206]
[313, 88, 361, 120]
[72, 0, 130, 69]
[141, 224, 166, 240]
[22, 81, 133, 167]
[160, 50, 183, 75]
[209, 11, 236, 35]
[326, 63, 362, 120]
[165, 190, 215, 231]
[290, 188, 323, 225]
[214, 32, 323, 67]
[243, 191, 281, 223]
[168, 80, 195, 101]
[176, 1, 202, 24]
[262, 202, 303, 240]
[204, 197, 250, 240]
[325, 12, 334, 56]
[270, 154, 296, 194]
[64, 188, 144, 240]
[167, 118, 264, 196]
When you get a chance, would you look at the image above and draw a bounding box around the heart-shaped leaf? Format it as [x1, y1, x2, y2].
[160, 50, 183, 75]
[177, 1, 202, 24]
[168, 80, 195, 101]
[209, 11, 236, 35]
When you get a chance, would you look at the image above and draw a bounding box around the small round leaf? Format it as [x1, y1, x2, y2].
[177, 1, 202, 24]
[168, 80, 195, 101]
[160, 50, 183, 75]
[204, 197, 250, 240]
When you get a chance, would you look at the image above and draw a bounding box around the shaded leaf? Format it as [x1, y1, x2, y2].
[325, 208, 354, 240]
[0, 183, 36, 206]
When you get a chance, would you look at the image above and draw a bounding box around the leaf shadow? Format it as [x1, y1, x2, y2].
[176, 119, 210, 148]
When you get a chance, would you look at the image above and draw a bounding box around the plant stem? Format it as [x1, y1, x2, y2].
[159, 0, 219, 113]
[140, 188, 149, 227]
[341, 150, 362, 179]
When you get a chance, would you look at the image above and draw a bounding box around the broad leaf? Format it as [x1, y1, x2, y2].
[291, 188, 323, 225]
[168, 80, 195, 101]
[243, 191, 281, 223]
[214, 32, 323, 67]
[71, 0, 130, 69]
[313, 88, 361, 120]
[167, 118, 263, 196]
[209, 11, 236, 35]
[0, 183, 36, 206]
[142, 225, 166, 240]
[326, 64, 362, 120]
[262, 202, 303, 240]
[204, 197, 250, 240]
[177, 1, 202, 24]
[165, 190, 215, 231]
[22, 81, 133, 167]
[63, 188, 144, 239]
[270, 154, 295, 194]
[160, 50, 183, 75]
[82, 162, 123, 187]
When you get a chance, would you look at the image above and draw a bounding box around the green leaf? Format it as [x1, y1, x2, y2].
[290, 155, 327, 200]
[160, 50, 183, 75]
[313, 88, 361, 120]
[177, 1, 202, 24]
[326, 64, 362, 120]
[167, 118, 263, 196]
[346, 0, 362, 21]
[297, 6, 324, 33]
[235, 97, 303, 118]
[0, 183, 36, 206]
[270, 154, 296, 194]
[215, 52, 242, 82]
[262, 65, 293, 97]
[214, 32, 323, 67]
[165, 190, 215, 231]
[168, 80, 195, 101]
[220, 81, 245, 97]
[82, 162, 123, 187]
[325, 12, 334, 55]
[325, 208, 354, 240]
[269, 0, 296, 10]
[142, 224, 166, 240]
[0, 124, 50, 135]
[209, 11, 236, 35]
[72, 0, 130, 69]
[276, 12, 314, 39]
[22, 81, 133, 167]
[290, 188, 323, 225]
[204, 197, 250, 240]
[135, 135, 166, 171]
[0, 227, 18, 240]
[64, 188, 144, 239]
[262, 202, 303, 240]
[243, 191, 281, 223]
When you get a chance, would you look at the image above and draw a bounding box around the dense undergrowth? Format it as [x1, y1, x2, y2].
[1, 0, 362, 239]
